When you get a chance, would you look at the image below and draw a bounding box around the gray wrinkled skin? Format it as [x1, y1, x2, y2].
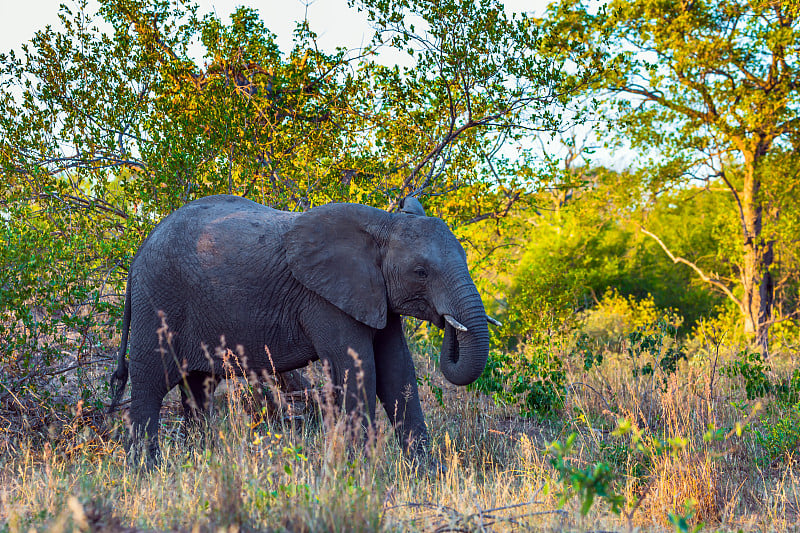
[109, 195, 489, 462]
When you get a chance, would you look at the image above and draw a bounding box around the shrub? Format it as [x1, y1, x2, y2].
[470, 333, 567, 417]
[580, 290, 683, 348]
[754, 402, 800, 463]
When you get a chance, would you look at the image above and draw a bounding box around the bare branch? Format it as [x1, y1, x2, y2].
[465, 191, 522, 224]
[640, 226, 742, 309]
[761, 309, 800, 328]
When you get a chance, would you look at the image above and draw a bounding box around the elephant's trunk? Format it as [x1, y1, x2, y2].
[438, 282, 490, 386]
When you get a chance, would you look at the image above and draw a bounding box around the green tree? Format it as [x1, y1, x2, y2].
[0, 0, 581, 403]
[543, 0, 800, 353]
[499, 165, 726, 342]
[352, 0, 598, 220]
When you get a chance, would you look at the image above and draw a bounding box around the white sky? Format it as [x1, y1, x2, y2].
[0, 0, 551, 58]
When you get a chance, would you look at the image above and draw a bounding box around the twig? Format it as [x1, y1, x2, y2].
[42, 357, 114, 378]
[567, 381, 615, 415]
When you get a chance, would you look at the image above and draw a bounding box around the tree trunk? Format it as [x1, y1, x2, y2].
[740, 146, 774, 357]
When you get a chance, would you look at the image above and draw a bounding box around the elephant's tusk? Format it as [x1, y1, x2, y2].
[444, 314, 468, 332]
[486, 315, 503, 327]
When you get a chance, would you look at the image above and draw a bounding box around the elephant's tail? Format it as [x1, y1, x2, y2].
[108, 272, 131, 414]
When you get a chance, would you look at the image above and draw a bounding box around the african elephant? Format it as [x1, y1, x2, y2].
[108, 194, 492, 461]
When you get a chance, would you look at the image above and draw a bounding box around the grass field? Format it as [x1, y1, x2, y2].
[1, 331, 799, 532]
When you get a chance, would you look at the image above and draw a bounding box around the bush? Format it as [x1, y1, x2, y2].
[580, 290, 683, 348]
[470, 333, 567, 417]
[755, 402, 800, 463]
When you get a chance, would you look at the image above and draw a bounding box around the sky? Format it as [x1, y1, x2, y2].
[0, 0, 372, 56]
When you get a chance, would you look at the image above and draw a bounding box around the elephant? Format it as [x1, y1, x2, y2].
[108, 194, 493, 462]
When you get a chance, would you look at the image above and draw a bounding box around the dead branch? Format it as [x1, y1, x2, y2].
[639, 226, 743, 309]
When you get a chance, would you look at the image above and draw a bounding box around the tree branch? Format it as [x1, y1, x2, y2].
[761, 309, 800, 328]
[639, 226, 742, 309]
[715, 169, 749, 240]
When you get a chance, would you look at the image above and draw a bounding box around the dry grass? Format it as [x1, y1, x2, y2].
[1, 334, 799, 532]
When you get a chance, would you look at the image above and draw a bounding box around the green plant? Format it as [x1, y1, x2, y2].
[547, 432, 624, 516]
[574, 332, 603, 371]
[774, 368, 800, 406]
[470, 340, 566, 417]
[667, 499, 703, 533]
[722, 351, 800, 407]
[721, 350, 773, 400]
[754, 402, 800, 463]
[626, 319, 687, 385]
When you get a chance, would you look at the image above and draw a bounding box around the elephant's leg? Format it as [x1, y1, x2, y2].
[179, 371, 218, 448]
[278, 369, 318, 422]
[180, 372, 218, 423]
[332, 347, 377, 425]
[126, 299, 183, 464]
[374, 313, 430, 458]
[312, 330, 377, 432]
[128, 376, 168, 465]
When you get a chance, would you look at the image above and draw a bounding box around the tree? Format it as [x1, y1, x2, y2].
[494, 164, 726, 341]
[351, 0, 597, 221]
[543, 0, 800, 353]
[0, 0, 581, 403]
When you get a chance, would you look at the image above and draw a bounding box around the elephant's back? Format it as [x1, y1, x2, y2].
[128, 195, 313, 372]
[137, 195, 294, 258]
[131, 194, 298, 296]
[165, 194, 294, 235]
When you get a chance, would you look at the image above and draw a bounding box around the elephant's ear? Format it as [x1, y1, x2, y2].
[399, 196, 426, 216]
[284, 204, 387, 329]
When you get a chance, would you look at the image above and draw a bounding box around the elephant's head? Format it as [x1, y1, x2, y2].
[284, 200, 490, 386]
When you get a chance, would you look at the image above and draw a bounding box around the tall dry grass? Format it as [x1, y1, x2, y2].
[1, 331, 798, 531]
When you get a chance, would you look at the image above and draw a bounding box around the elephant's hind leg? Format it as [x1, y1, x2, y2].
[128, 381, 167, 466]
[180, 371, 219, 443]
[180, 372, 218, 421]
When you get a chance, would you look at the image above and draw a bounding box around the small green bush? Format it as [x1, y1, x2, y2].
[755, 402, 800, 463]
[470, 339, 566, 417]
[722, 350, 800, 404]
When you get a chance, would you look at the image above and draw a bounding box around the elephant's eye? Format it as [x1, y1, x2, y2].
[414, 266, 428, 279]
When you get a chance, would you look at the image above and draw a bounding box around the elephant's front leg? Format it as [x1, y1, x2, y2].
[309, 322, 378, 430]
[373, 313, 429, 459]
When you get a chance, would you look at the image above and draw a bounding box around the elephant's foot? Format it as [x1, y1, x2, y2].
[125, 438, 160, 470]
[404, 449, 447, 476]
[256, 369, 319, 426]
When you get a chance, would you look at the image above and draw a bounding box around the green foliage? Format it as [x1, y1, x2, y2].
[470, 334, 566, 417]
[547, 433, 624, 516]
[626, 319, 687, 383]
[574, 332, 603, 371]
[721, 351, 774, 401]
[667, 500, 703, 533]
[582, 290, 682, 346]
[722, 350, 800, 404]
[497, 169, 725, 347]
[754, 402, 800, 464]
[721, 352, 800, 463]
[541, 0, 800, 345]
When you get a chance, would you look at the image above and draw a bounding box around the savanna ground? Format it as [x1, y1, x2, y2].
[2, 305, 798, 532]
